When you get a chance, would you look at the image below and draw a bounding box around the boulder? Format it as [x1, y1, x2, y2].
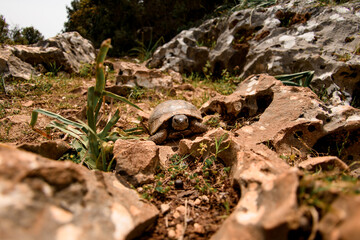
[0, 32, 96, 81]
[116, 61, 182, 90]
[0, 143, 159, 240]
[201, 74, 360, 165]
[113, 139, 160, 186]
[148, 18, 222, 73]
[149, 0, 360, 105]
[20, 31, 95, 73]
[0, 46, 35, 81]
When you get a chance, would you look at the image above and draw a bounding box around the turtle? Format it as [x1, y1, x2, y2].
[148, 100, 207, 144]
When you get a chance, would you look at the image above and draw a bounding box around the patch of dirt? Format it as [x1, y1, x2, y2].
[138, 154, 240, 239]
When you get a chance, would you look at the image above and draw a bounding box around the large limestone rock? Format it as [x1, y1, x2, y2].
[0, 143, 159, 240]
[33, 31, 96, 73]
[193, 74, 360, 239]
[0, 46, 35, 81]
[0, 32, 96, 81]
[201, 74, 360, 165]
[148, 18, 222, 73]
[149, 0, 360, 105]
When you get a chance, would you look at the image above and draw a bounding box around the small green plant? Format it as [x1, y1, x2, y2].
[205, 115, 221, 128]
[30, 39, 141, 171]
[275, 70, 314, 88]
[186, 67, 238, 96]
[46, 61, 62, 77]
[129, 86, 146, 100]
[214, 133, 230, 158]
[202, 61, 213, 81]
[130, 35, 164, 62]
[335, 131, 350, 158]
[0, 75, 6, 94]
[79, 62, 94, 78]
[315, 86, 331, 103]
[196, 36, 217, 49]
[335, 53, 351, 62]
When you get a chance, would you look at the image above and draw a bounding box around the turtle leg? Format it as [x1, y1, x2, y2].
[190, 120, 207, 133]
[148, 129, 168, 144]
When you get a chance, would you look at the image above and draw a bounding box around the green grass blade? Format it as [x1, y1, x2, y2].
[87, 87, 97, 132]
[76, 119, 102, 141]
[72, 139, 86, 156]
[303, 71, 314, 88]
[102, 148, 107, 171]
[98, 109, 120, 139]
[48, 121, 88, 146]
[274, 71, 310, 80]
[30, 111, 39, 127]
[103, 90, 142, 110]
[275, 71, 314, 87]
[88, 136, 99, 167]
[94, 95, 103, 123]
[107, 157, 116, 172]
[95, 148, 105, 171]
[30, 109, 86, 131]
[280, 81, 301, 86]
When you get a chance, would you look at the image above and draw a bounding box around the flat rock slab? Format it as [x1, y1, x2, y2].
[201, 74, 360, 163]
[0, 143, 158, 240]
[116, 61, 182, 90]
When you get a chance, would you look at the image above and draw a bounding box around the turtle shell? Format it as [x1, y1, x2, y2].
[149, 100, 202, 135]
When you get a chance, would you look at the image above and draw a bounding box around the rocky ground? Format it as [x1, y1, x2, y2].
[1, 0, 360, 239]
[0, 59, 241, 239]
[1, 58, 360, 240]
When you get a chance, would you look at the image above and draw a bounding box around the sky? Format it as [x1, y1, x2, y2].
[0, 0, 73, 39]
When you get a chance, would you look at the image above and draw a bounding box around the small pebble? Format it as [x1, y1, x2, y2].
[23, 100, 34, 107]
[194, 198, 201, 205]
[160, 203, 170, 214]
[176, 205, 186, 215]
[176, 224, 184, 236]
[201, 195, 209, 202]
[173, 211, 181, 219]
[193, 223, 205, 234]
[168, 229, 176, 238]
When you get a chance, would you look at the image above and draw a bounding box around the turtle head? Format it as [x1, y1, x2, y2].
[172, 114, 189, 131]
